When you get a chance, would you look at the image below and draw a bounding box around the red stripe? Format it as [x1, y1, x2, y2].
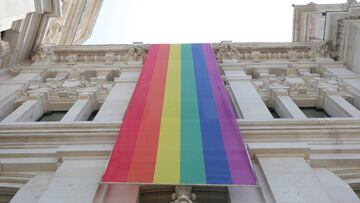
[127, 44, 170, 182]
[101, 45, 160, 182]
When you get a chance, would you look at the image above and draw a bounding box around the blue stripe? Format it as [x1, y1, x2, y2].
[191, 44, 232, 184]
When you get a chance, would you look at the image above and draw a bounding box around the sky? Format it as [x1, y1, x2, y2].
[85, 0, 346, 45]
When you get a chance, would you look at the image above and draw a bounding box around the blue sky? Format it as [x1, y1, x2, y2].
[85, 0, 345, 44]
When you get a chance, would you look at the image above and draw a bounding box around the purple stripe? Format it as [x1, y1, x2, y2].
[202, 44, 256, 185]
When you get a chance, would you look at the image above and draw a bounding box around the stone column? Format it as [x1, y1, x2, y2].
[322, 89, 360, 117]
[93, 71, 139, 122]
[225, 69, 273, 120]
[2, 93, 47, 122]
[342, 77, 360, 112]
[37, 158, 107, 203]
[271, 88, 307, 119]
[257, 156, 334, 202]
[61, 92, 95, 122]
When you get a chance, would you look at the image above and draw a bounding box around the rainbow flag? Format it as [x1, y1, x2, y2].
[102, 44, 256, 185]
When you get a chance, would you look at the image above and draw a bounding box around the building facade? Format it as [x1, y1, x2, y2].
[1, 0, 360, 202]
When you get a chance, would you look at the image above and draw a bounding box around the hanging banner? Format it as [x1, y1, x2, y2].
[102, 44, 256, 185]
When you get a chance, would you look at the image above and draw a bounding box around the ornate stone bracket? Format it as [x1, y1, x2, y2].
[170, 186, 198, 203]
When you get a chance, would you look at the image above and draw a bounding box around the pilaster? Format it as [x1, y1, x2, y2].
[322, 88, 360, 118]
[10, 173, 53, 203]
[37, 158, 107, 203]
[1, 92, 47, 122]
[224, 69, 273, 120]
[0, 84, 22, 120]
[93, 71, 139, 122]
[271, 88, 307, 119]
[60, 92, 95, 122]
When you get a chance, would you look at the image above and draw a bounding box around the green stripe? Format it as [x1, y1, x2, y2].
[180, 44, 206, 184]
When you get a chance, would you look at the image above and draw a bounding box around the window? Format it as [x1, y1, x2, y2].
[268, 107, 280, 118]
[37, 111, 67, 122]
[300, 107, 330, 118]
[87, 110, 99, 121]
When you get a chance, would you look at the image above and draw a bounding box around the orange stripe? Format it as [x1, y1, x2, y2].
[127, 44, 170, 182]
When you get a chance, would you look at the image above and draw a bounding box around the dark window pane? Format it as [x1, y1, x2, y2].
[38, 111, 67, 122]
[87, 110, 99, 121]
[268, 108, 280, 118]
[300, 107, 330, 118]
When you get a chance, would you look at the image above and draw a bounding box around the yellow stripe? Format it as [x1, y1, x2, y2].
[154, 44, 181, 183]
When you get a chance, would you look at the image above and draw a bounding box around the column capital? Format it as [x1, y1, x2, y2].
[269, 87, 289, 107]
[77, 90, 97, 109]
[28, 90, 49, 112]
[317, 86, 339, 107]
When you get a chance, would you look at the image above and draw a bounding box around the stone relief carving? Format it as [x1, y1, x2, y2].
[347, 0, 358, 5]
[215, 43, 240, 62]
[170, 186, 198, 203]
[125, 46, 146, 64]
[214, 43, 314, 63]
[31, 45, 147, 65]
[0, 36, 11, 69]
[25, 69, 112, 102]
[0, 36, 11, 58]
[31, 44, 57, 64]
[316, 40, 330, 58]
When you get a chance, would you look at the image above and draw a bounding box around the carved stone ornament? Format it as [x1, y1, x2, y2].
[170, 186, 198, 203]
[0, 37, 11, 58]
[25, 70, 111, 102]
[126, 46, 146, 64]
[31, 44, 57, 64]
[214, 43, 314, 63]
[215, 43, 240, 62]
[316, 40, 330, 58]
[347, 0, 358, 5]
[31, 45, 147, 65]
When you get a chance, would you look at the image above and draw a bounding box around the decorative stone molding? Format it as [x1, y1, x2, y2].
[44, 0, 104, 45]
[171, 186, 198, 203]
[31, 44, 147, 65]
[333, 15, 360, 61]
[214, 42, 315, 63]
